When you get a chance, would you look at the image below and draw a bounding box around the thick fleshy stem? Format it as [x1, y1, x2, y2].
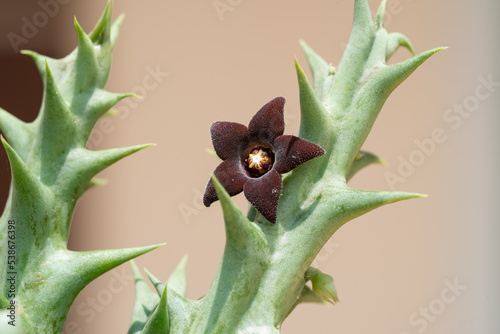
[0, 3, 161, 333]
[129, 0, 444, 333]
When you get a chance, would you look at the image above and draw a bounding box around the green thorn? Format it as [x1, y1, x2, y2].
[74, 16, 99, 89]
[375, 0, 388, 29]
[346, 151, 386, 182]
[84, 90, 136, 123]
[211, 174, 250, 230]
[167, 255, 188, 297]
[298, 285, 327, 305]
[211, 175, 268, 251]
[39, 60, 79, 154]
[321, 188, 426, 234]
[111, 14, 125, 49]
[145, 268, 165, 297]
[0, 107, 31, 158]
[295, 58, 331, 146]
[305, 267, 339, 304]
[84, 143, 153, 178]
[386, 32, 416, 61]
[58, 144, 154, 201]
[142, 285, 170, 334]
[88, 0, 113, 43]
[299, 40, 330, 96]
[73, 244, 165, 290]
[351, 0, 375, 41]
[366, 47, 446, 106]
[1, 136, 48, 204]
[128, 261, 160, 334]
[20, 49, 48, 79]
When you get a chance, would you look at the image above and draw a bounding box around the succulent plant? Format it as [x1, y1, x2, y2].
[128, 0, 444, 333]
[0, 3, 161, 333]
[0, 0, 444, 333]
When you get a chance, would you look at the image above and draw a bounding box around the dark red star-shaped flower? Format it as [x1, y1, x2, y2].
[203, 97, 325, 223]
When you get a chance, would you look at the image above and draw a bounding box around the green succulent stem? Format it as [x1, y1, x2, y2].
[0, 2, 161, 333]
[129, 0, 443, 333]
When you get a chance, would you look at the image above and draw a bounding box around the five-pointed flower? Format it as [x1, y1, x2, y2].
[203, 97, 325, 223]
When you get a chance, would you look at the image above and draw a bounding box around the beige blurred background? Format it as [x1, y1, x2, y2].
[0, 0, 499, 333]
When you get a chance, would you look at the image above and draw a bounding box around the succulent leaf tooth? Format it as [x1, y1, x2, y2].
[14, 245, 163, 333]
[142, 285, 170, 334]
[346, 150, 386, 181]
[282, 284, 326, 322]
[0, 107, 32, 158]
[168, 255, 188, 297]
[90, 1, 116, 86]
[78, 90, 134, 131]
[367, 47, 445, 103]
[328, 47, 444, 176]
[63, 144, 153, 200]
[305, 267, 339, 304]
[295, 59, 332, 148]
[21, 50, 74, 101]
[386, 32, 416, 60]
[315, 187, 426, 237]
[37, 62, 80, 183]
[374, 0, 388, 29]
[110, 14, 125, 50]
[1, 136, 51, 230]
[145, 268, 166, 296]
[20, 49, 49, 80]
[332, 0, 375, 103]
[74, 17, 99, 91]
[88, 0, 113, 44]
[299, 40, 330, 97]
[297, 285, 327, 305]
[193, 176, 271, 333]
[211, 175, 267, 249]
[128, 261, 161, 334]
[364, 28, 389, 69]
[72, 244, 165, 292]
[343, 189, 425, 222]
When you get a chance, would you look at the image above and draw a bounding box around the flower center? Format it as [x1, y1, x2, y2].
[244, 146, 274, 177]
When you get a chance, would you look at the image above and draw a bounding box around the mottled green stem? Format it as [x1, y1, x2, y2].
[0, 3, 161, 333]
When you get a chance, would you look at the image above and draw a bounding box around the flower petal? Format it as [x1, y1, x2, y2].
[203, 159, 247, 206]
[248, 97, 285, 142]
[210, 121, 249, 160]
[243, 170, 282, 223]
[273, 135, 325, 174]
